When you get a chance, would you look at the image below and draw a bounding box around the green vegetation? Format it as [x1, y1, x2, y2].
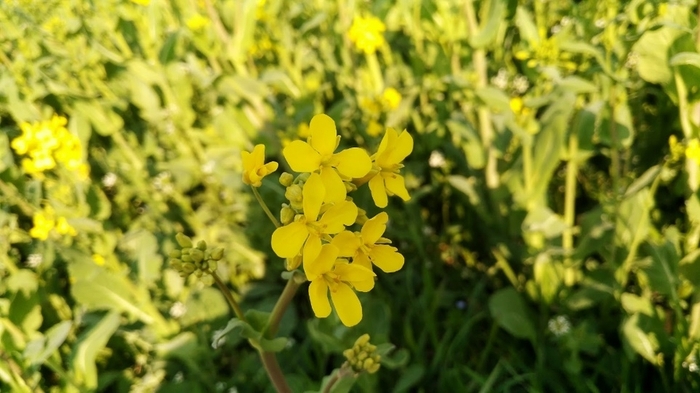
[2, 0, 700, 391]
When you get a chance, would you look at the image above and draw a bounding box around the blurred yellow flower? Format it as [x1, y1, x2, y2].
[348, 15, 386, 54]
[297, 122, 311, 139]
[510, 97, 524, 114]
[241, 144, 278, 187]
[668, 135, 685, 163]
[92, 254, 106, 266]
[271, 173, 358, 260]
[368, 128, 413, 208]
[130, 0, 150, 5]
[29, 205, 76, 240]
[686, 139, 700, 162]
[305, 244, 375, 327]
[332, 212, 404, 273]
[367, 120, 383, 137]
[381, 87, 401, 110]
[359, 97, 381, 116]
[11, 115, 87, 177]
[186, 14, 210, 31]
[283, 114, 372, 203]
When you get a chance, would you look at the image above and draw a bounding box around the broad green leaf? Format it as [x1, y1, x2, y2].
[633, 26, 688, 85]
[470, 0, 507, 48]
[71, 311, 121, 390]
[533, 254, 561, 304]
[488, 287, 536, 342]
[624, 165, 660, 198]
[25, 320, 72, 366]
[621, 313, 659, 365]
[620, 293, 654, 316]
[640, 241, 678, 298]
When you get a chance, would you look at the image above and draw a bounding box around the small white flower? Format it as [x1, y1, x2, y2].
[560, 17, 572, 27]
[173, 372, 184, 383]
[169, 302, 187, 318]
[202, 160, 216, 174]
[429, 151, 446, 168]
[26, 253, 42, 268]
[102, 172, 117, 188]
[594, 19, 606, 28]
[512, 75, 530, 94]
[153, 172, 174, 194]
[491, 68, 509, 90]
[548, 315, 571, 337]
[551, 24, 562, 34]
[227, 388, 238, 393]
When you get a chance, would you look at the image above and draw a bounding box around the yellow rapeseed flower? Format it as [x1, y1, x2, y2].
[283, 114, 372, 203]
[241, 144, 278, 187]
[271, 173, 358, 260]
[381, 87, 401, 110]
[130, 0, 150, 5]
[29, 205, 76, 240]
[186, 14, 210, 31]
[366, 120, 383, 137]
[367, 128, 413, 208]
[332, 212, 404, 273]
[686, 139, 700, 162]
[348, 15, 386, 54]
[305, 244, 375, 327]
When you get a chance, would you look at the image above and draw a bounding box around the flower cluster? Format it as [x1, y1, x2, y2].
[29, 205, 76, 240]
[343, 334, 381, 374]
[255, 114, 412, 327]
[348, 15, 386, 55]
[359, 87, 403, 136]
[10, 115, 88, 178]
[169, 233, 223, 285]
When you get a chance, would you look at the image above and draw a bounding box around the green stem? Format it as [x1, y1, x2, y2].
[321, 364, 354, 393]
[212, 271, 247, 323]
[252, 186, 281, 228]
[563, 126, 579, 286]
[263, 272, 303, 338]
[259, 350, 292, 393]
[365, 51, 384, 95]
[465, 0, 498, 189]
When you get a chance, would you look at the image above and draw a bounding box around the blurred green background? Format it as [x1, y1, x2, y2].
[3, 0, 700, 391]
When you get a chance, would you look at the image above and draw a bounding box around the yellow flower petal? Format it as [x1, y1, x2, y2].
[351, 277, 375, 292]
[303, 173, 325, 220]
[353, 252, 372, 270]
[331, 231, 361, 257]
[302, 234, 322, 269]
[334, 147, 372, 178]
[384, 173, 410, 201]
[283, 140, 321, 172]
[361, 212, 387, 245]
[271, 221, 309, 258]
[263, 161, 279, 174]
[309, 279, 331, 318]
[334, 262, 375, 283]
[375, 127, 397, 158]
[305, 244, 339, 280]
[368, 174, 388, 208]
[319, 167, 346, 203]
[382, 130, 413, 167]
[331, 283, 362, 327]
[318, 200, 358, 233]
[309, 114, 338, 156]
[369, 245, 404, 273]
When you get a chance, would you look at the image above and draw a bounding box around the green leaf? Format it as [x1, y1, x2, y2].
[25, 320, 72, 366]
[71, 311, 121, 390]
[624, 165, 660, 198]
[379, 347, 409, 369]
[475, 86, 511, 113]
[446, 120, 485, 169]
[620, 293, 654, 316]
[470, 0, 507, 48]
[640, 241, 678, 297]
[488, 287, 536, 342]
[621, 313, 659, 365]
[392, 364, 425, 393]
[557, 76, 598, 94]
[633, 26, 688, 85]
[317, 369, 356, 393]
[533, 253, 561, 304]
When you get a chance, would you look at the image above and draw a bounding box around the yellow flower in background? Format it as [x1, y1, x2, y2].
[186, 14, 210, 31]
[305, 244, 375, 327]
[368, 128, 413, 208]
[130, 0, 150, 5]
[283, 114, 372, 203]
[367, 120, 383, 137]
[11, 115, 87, 177]
[92, 254, 106, 266]
[297, 122, 311, 139]
[668, 135, 685, 163]
[686, 139, 700, 162]
[510, 97, 524, 114]
[29, 205, 76, 240]
[332, 212, 404, 273]
[348, 15, 386, 54]
[381, 87, 401, 110]
[271, 173, 358, 260]
[241, 144, 279, 187]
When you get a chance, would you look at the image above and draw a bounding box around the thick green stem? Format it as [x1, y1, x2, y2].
[263, 273, 303, 338]
[563, 129, 579, 286]
[259, 350, 292, 393]
[465, 0, 499, 189]
[212, 271, 247, 323]
[365, 51, 384, 94]
[252, 186, 281, 228]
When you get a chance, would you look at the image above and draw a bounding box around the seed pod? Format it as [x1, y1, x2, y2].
[175, 233, 193, 248]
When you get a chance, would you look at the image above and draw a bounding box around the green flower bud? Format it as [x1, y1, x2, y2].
[355, 209, 369, 226]
[210, 247, 224, 261]
[179, 271, 190, 278]
[280, 205, 295, 225]
[175, 233, 193, 248]
[181, 248, 191, 256]
[354, 334, 370, 347]
[182, 262, 196, 273]
[190, 249, 204, 263]
[285, 184, 303, 203]
[201, 274, 214, 286]
[344, 181, 357, 193]
[201, 261, 209, 271]
[286, 255, 302, 271]
[169, 258, 182, 269]
[181, 255, 193, 263]
[196, 240, 207, 251]
[194, 270, 203, 277]
[208, 260, 218, 271]
[279, 172, 294, 187]
[169, 250, 182, 258]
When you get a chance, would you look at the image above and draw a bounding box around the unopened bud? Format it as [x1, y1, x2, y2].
[175, 233, 193, 248]
[210, 248, 224, 261]
[208, 260, 218, 271]
[343, 349, 355, 360]
[345, 181, 357, 193]
[190, 249, 204, 263]
[170, 259, 182, 269]
[355, 334, 370, 347]
[286, 255, 302, 270]
[196, 240, 207, 251]
[285, 184, 303, 203]
[366, 362, 380, 374]
[201, 275, 214, 286]
[181, 254, 193, 263]
[182, 262, 196, 273]
[357, 352, 368, 361]
[362, 358, 375, 370]
[280, 205, 295, 225]
[194, 270, 203, 277]
[279, 172, 294, 187]
[169, 250, 182, 258]
[355, 209, 368, 225]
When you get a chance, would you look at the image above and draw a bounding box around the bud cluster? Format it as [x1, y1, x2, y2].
[170, 233, 223, 285]
[342, 334, 381, 374]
